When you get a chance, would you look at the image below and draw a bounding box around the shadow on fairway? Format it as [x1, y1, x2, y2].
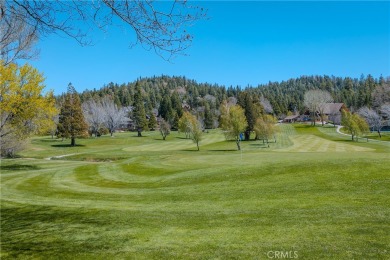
[51, 144, 85, 148]
[0, 164, 40, 171]
[181, 149, 200, 152]
[37, 139, 63, 143]
[208, 149, 238, 152]
[250, 144, 271, 148]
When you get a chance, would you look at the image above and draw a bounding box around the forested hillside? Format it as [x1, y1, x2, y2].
[77, 74, 389, 117]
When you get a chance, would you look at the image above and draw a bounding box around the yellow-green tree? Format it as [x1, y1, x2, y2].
[0, 61, 57, 156]
[179, 111, 203, 150]
[178, 111, 193, 139]
[341, 110, 369, 141]
[220, 103, 248, 150]
[254, 114, 278, 147]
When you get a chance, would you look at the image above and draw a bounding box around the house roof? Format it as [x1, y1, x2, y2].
[284, 114, 300, 120]
[320, 103, 344, 114]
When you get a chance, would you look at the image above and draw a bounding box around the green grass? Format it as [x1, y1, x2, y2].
[338, 126, 390, 142]
[1, 126, 389, 259]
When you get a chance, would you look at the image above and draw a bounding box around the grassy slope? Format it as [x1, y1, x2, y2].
[1, 125, 389, 259]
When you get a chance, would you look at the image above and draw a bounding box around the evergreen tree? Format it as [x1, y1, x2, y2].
[238, 92, 262, 140]
[171, 111, 180, 130]
[204, 102, 214, 129]
[148, 113, 157, 131]
[171, 91, 183, 118]
[57, 83, 88, 146]
[133, 82, 148, 137]
[158, 90, 173, 121]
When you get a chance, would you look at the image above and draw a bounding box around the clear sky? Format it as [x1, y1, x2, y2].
[29, 1, 390, 95]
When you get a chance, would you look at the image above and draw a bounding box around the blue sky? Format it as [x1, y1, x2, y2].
[30, 1, 390, 95]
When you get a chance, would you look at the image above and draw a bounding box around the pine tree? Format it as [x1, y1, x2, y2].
[204, 102, 214, 129]
[57, 83, 88, 146]
[238, 92, 262, 140]
[133, 82, 148, 137]
[171, 91, 183, 118]
[148, 113, 157, 130]
[158, 90, 173, 121]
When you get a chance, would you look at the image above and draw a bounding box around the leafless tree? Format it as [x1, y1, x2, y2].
[304, 89, 333, 126]
[159, 118, 170, 140]
[1, 1, 206, 62]
[357, 107, 383, 138]
[372, 83, 390, 110]
[82, 99, 105, 137]
[380, 103, 390, 126]
[101, 97, 127, 136]
[227, 97, 237, 106]
[260, 95, 273, 114]
[0, 2, 39, 64]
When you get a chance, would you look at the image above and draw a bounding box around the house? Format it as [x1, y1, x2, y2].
[318, 103, 346, 125]
[119, 118, 135, 131]
[283, 114, 300, 123]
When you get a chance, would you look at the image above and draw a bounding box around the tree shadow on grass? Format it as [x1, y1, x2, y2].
[0, 164, 40, 171]
[176, 137, 189, 140]
[37, 139, 63, 143]
[153, 138, 168, 141]
[249, 144, 271, 148]
[208, 149, 238, 152]
[51, 144, 85, 148]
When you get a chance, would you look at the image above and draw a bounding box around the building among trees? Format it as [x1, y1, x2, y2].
[319, 103, 346, 125]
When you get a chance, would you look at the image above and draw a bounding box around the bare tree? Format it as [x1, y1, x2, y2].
[380, 103, 390, 127]
[189, 117, 203, 151]
[372, 83, 390, 110]
[1, 1, 206, 62]
[357, 107, 383, 138]
[0, 2, 39, 64]
[259, 95, 273, 114]
[101, 97, 126, 136]
[159, 119, 170, 140]
[381, 104, 390, 116]
[82, 99, 105, 137]
[304, 90, 333, 126]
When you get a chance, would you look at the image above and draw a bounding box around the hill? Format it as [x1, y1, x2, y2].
[78, 74, 389, 116]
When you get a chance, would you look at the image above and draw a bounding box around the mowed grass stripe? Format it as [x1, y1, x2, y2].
[276, 133, 374, 153]
[123, 131, 225, 152]
[1, 125, 389, 259]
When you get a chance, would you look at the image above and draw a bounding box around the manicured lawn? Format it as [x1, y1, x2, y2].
[338, 126, 390, 142]
[1, 125, 389, 259]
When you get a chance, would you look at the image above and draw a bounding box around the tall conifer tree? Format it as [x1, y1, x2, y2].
[133, 82, 148, 137]
[57, 83, 88, 146]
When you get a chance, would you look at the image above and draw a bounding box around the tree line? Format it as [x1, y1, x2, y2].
[79, 74, 389, 116]
[2, 61, 389, 156]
